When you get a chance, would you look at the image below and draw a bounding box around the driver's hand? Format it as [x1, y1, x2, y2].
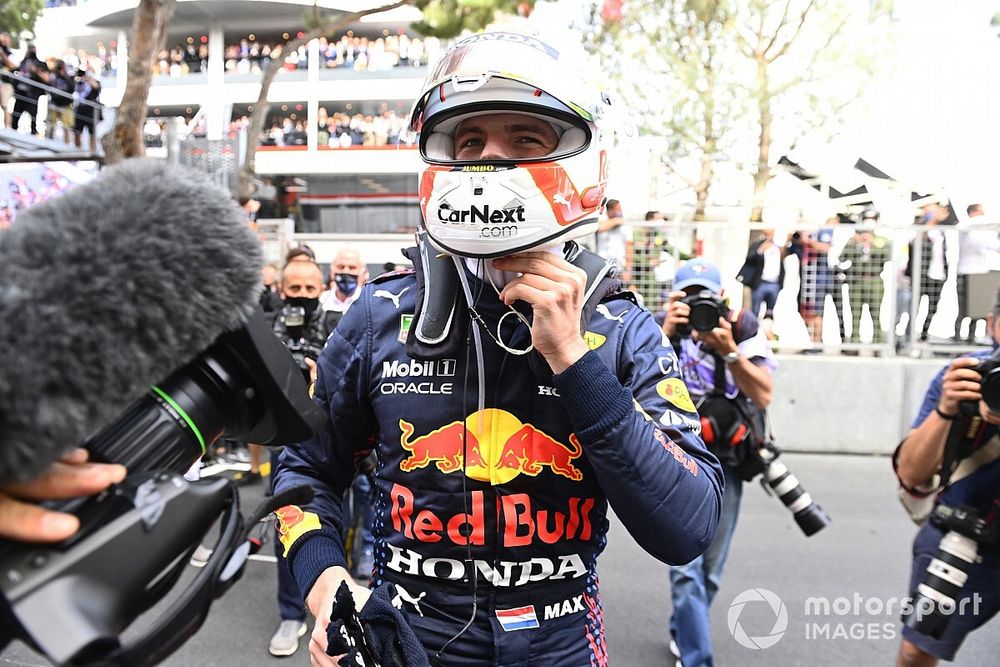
[493, 252, 590, 374]
[306, 566, 372, 666]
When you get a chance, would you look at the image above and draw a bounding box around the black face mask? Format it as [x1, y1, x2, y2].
[334, 273, 360, 297]
[284, 295, 320, 321]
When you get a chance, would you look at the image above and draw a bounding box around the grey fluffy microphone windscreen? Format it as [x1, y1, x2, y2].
[0, 159, 263, 482]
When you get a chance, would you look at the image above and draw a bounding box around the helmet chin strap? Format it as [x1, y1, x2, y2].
[460, 256, 534, 356]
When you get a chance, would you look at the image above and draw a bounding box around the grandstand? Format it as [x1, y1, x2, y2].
[27, 0, 432, 264]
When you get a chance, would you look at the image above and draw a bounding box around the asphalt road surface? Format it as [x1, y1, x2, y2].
[3, 453, 996, 666]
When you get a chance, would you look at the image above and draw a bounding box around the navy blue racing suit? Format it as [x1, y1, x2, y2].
[274, 267, 723, 665]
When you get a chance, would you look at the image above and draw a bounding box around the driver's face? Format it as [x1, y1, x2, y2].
[453, 113, 560, 161]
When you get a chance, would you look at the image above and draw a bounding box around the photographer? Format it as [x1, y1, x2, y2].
[662, 258, 775, 667]
[1, 450, 125, 646]
[893, 289, 1000, 667]
[10, 44, 48, 137]
[72, 69, 101, 152]
[44, 59, 74, 141]
[0, 32, 15, 129]
[258, 258, 339, 657]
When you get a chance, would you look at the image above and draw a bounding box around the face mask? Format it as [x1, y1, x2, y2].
[284, 295, 320, 321]
[334, 273, 359, 296]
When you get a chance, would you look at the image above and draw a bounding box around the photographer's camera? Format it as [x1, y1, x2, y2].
[676, 290, 727, 336]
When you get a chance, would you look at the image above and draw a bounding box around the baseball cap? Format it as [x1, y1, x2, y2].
[674, 258, 723, 293]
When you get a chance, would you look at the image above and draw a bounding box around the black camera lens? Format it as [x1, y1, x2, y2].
[762, 457, 831, 536]
[794, 502, 833, 536]
[83, 311, 323, 474]
[690, 301, 721, 332]
[682, 290, 726, 333]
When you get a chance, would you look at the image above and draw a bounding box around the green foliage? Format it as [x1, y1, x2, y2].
[0, 0, 44, 39]
[582, 0, 892, 213]
[411, 0, 533, 38]
[582, 1, 744, 183]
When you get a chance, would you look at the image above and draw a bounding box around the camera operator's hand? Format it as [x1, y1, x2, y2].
[305, 356, 318, 397]
[937, 357, 983, 417]
[306, 565, 372, 666]
[898, 356, 997, 489]
[0, 448, 126, 542]
[662, 290, 690, 338]
[692, 316, 739, 356]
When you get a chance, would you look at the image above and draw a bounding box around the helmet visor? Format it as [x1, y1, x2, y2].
[409, 33, 601, 133]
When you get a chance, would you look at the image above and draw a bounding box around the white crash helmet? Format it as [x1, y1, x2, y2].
[408, 32, 613, 258]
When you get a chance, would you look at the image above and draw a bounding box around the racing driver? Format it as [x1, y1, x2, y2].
[274, 31, 723, 666]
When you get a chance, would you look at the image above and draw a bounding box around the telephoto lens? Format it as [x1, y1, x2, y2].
[903, 503, 999, 639]
[903, 530, 978, 639]
[761, 454, 832, 536]
[84, 311, 324, 475]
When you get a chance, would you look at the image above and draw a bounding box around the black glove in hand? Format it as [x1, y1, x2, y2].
[327, 581, 429, 667]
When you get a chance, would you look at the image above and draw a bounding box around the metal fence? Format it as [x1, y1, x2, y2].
[611, 219, 1000, 357]
[178, 137, 239, 195]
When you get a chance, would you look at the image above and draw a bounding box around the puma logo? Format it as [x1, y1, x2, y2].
[552, 193, 571, 207]
[596, 303, 625, 323]
[374, 286, 410, 309]
[391, 583, 426, 617]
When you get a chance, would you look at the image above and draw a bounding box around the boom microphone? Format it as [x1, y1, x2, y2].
[0, 159, 327, 666]
[0, 158, 280, 483]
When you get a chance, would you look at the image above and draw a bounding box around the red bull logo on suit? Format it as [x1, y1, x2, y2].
[398, 408, 584, 484]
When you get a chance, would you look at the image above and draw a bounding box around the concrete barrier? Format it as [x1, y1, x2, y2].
[768, 354, 943, 454]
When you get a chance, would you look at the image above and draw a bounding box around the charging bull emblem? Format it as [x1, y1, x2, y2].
[399, 408, 583, 484]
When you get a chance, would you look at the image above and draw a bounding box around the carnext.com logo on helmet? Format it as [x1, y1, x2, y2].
[438, 204, 526, 225]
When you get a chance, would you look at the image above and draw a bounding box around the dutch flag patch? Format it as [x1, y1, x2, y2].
[495, 605, 540, 632]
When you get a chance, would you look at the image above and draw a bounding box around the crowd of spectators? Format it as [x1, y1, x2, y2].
[146, 32, 442, 78]
[140, 108, 418, 149]
[37, 32, 440, 81]
[1, 35, 103, 150]
[39, 44, 116, 78]
[250, 108, 415, 148]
